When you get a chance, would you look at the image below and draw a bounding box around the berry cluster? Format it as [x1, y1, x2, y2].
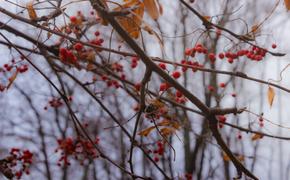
[59, 47, 79, 65]
[44, 98, 63, 110]
[55, 136, 99, 166]
[217, 115, 227, 128]
[0, 59, 29, 92]
[180, 59, 203, 72]
[3, 58, 29, 73]
[184, 173, 193, 180]
[159, 82, 171, 92]
[130, 56, 140, 69]
[147, 141, 165, 162]
[174, 90, 187, 104]
[100, 74, 121, 89]
[1, 148, 34, 179]
[258, 116, 264, 127]
[184, 43, 276, 64]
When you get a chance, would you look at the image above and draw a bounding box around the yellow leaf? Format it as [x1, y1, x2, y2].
[144, 0, 159, 20]
[267, 86, 275, 107]
[26, 1, 38, 20]
[251, 133, 263, 141]
[285, 0, 290, 10]
[138, 126, 155, 136]
[7, 71, 18, 89]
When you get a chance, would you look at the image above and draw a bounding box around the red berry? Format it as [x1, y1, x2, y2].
[272, 43, 277, 49]
[73, 43, 83, 51]
[159, 83, 170, 91]
[185, 48, 193, 56]
[208, 53, 216, 62]
[227, 58, 234, 64]
[218, 53, 225, 59]
[158, 63, 166, 70]
[208, 85, 215, 92]
[134, 83, 141, 91]
[172, 71, 181, 79]
[217, 115, 226, 122]
[70, 16, 77, 23]
[176, 90, 182, 98]
[131, 62, 138, 68]
[94, 31, 100, 36]
[219, 83, 226, 88]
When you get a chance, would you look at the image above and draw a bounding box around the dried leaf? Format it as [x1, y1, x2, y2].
[157, 119, 171, 126]
[7, 71, 18, 89]
[267, 86, 275, 107]
[99, 0, 109, 25]
[144, 0, 159, 20]
[27, 1, 38, 20]
[251, 24, 261, 34]
[203, 16, 211, 21]
[138, 126, 155, 136]
[115, 0, 144, 38]
[47, 32, 52, 39]
[171, 121, 180, 130]
[157, 1, 163, 15]
[150, 99, 164, 108]
[222, 152, 230, 161]
[251, 133, 263, 141]
[160, 127, 175, 136]
[238, 155, 245, 162]
[285, 0, 290, 10]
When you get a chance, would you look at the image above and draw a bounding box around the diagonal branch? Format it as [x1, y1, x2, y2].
[89, 1, 258, 179]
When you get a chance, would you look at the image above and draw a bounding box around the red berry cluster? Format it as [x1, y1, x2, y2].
[59, 48, 79, 65]
[147, 141, 165, 162]
[0, 59, 29, 92]
[184, 43, 208, 57]
[259, 116, 264, 127]
[218, 46, 267, 64]
[175, 90, 187, 104]
[45, 98, 63, 110]
[185, 43, 270, 64]
[237, 132, 242, 140]
[3, 59, 29, 73]
[55, 136, 99, 166]
[180, 59, 203, 72]
[111, 62, 124, 72]
[208, 85, 215, 92]
[130, 56, 139, 69]
[100, 74, 121, 89]
[7, 148, 33, 179]
[90, 37, 104, 46]
[184, 173, 193, 180]
[159, 82, 171, 92]
[16, 64, 29, 73]
[158, 63, 167, 70]
[217, 115, 227, 128]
